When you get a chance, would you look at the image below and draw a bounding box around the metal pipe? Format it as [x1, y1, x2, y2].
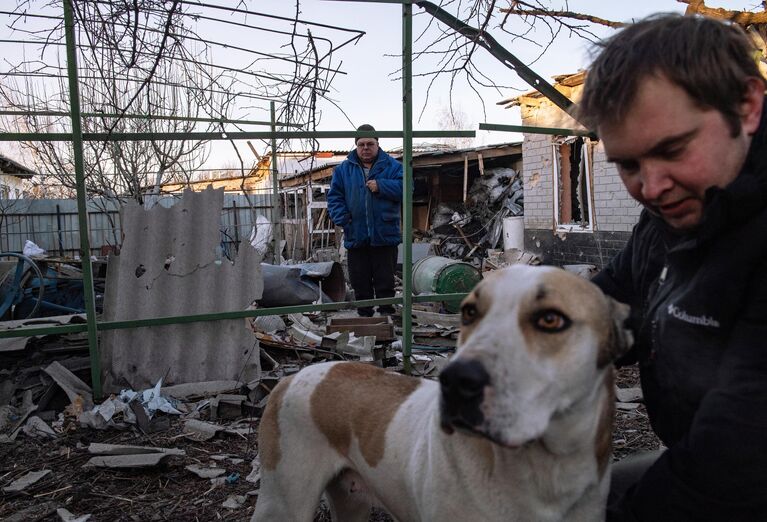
[401, 0, 413, 375]
[0, 291, 468, 339]
[63, 0, 102, 399]
[479, 123, 596, 138]
[270, 102, 282, 263]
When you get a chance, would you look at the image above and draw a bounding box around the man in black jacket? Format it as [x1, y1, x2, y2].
[577, 14, 767, 521]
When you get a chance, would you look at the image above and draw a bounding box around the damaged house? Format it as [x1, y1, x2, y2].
[503, 72, 643, 268]
[279, 142, 523, 262]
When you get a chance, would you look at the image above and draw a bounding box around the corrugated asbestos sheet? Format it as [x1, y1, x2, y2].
[101, 187, 263, 392]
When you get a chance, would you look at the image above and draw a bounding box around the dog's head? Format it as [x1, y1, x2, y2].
[439, 265, 632, 448]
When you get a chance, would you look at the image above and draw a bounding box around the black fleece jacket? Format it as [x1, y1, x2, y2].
[594, 101, 767, 521]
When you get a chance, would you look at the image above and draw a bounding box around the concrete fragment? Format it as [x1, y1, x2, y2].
[22, 416, 57, 439]
[615, 402, 641, 411]
[42, 361, 94, 411]
[2, 469, 51, 493]
[186, 464, 226, 479]
[87, 442, 185, 456]
[183, 419, 223, 441]
[161, 380, 241, 400]
[83, 453, 174, 469]
[616, 387, 643, 403]
[411, 309, 462, 329]
[222, 495, 247, 509]
[56, 508, 92, 522]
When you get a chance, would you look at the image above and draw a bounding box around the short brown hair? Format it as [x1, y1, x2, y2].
[577, 14, 764, 137]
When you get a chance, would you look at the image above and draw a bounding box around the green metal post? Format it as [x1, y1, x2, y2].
[270, 101, 283, 263]
[64, 0, 102, 398]
[402, 1, 413, 374]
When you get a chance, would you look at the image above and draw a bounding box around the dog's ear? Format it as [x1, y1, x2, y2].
[597, 297, 634, 368]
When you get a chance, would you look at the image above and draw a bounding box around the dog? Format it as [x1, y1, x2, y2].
[252, 265, 632, 521]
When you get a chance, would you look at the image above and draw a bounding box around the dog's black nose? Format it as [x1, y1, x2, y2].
[440, 359, 490, 398]
[440, 359, 490, 430]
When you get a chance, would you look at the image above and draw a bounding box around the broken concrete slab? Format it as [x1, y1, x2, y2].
[56, 508, 92, 522]
[87, 442, 185, 456]
[186, 464, 227, 479]
[101, 187, 262, 392]
[2, 469, 51, 493]
[222, 494, 247, 509]
[210, 394, 246, 421]
[410, 309, 461, 329]
[42, 361, 93, 411]
[21, 416, 57, 439]
[83, 453, 176, 469]
[161, 380, 242, 400]
[183, 419, 224, 441]
[615, 402, 641, 411]
[616, 387, 643, 403]
[251, 314, 286, 334]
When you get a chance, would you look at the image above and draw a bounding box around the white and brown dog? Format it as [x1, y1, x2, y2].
[252, 265, 632, 521]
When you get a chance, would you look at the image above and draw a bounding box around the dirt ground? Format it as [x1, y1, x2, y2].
[0, 365, 660, 522]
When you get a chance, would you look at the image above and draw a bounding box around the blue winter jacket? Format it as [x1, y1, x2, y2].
[327, 148, 403, 248]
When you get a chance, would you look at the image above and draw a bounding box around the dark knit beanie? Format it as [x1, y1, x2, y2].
[355, 124, 378, 144]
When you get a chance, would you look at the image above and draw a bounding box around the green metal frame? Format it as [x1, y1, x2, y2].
[0, 1, 595, 400]
[0, 0, 476, 398]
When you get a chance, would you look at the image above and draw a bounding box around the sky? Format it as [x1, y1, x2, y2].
[251, 0, 755, 154]
[0, 0, 759, 171]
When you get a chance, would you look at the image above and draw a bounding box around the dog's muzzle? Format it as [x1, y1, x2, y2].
[439, 359, 490, 434]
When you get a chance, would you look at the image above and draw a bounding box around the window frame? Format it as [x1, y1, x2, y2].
[551, 137, 596, 233]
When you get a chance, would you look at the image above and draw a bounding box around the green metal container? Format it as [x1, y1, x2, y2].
[412, 256, 482, 313]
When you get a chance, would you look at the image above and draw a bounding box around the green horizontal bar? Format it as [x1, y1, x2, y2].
[0, 293, 466, 339]
[0, 110, 302, 128]
[479, 123, 596, 139]
[0, 130, 475, 142]
[413, 292, 467, 303]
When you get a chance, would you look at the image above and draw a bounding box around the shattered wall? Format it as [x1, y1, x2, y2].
[518, 89, 641, 268]
[101, 188, 262, 392]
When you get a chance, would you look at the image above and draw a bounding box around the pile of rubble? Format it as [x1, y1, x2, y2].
[429, 167, 523, 261]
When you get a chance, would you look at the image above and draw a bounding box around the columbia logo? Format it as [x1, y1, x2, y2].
[667, 304, 720, 328]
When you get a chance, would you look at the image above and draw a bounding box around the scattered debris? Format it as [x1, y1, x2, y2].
[2, 469, 51, 493]
[222, 494, 247, 509]
[56, 508, 92, 522]
[22, 415, 57, 439]
[616, 387, 644, 403]
[430, 167, 523, 262]
[186, 464, 227, 479]
[327, 316, 395, 341]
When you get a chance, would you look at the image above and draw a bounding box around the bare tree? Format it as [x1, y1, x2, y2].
[437, 103, 475, 148]
[410, 1, 767, 116]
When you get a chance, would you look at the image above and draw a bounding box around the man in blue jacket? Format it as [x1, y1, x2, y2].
[327, 124, 403, 317]
[577, 14, 767, 521]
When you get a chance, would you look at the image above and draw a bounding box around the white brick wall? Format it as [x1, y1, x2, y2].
[519, 99, 642, 233]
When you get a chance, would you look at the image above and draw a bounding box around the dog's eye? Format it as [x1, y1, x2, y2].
[533, 310, 571, 332]
[461, 303, 478, 325]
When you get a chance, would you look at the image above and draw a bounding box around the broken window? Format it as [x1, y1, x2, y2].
[552, 137, 594, 231]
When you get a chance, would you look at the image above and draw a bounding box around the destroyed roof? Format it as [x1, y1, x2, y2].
[279, 141, 523, 183]
[273, 151, 348, 180]
[0, 154, 37, 178]
[497, 71, 586, 110]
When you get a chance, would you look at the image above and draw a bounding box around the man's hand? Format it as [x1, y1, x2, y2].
[366, 180, 379, 193]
